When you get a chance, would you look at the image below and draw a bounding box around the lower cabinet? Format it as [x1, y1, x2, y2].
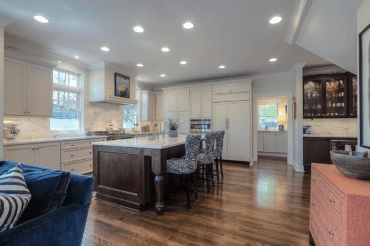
[4, 142, 61, 170]
[258, 131, 287, 155]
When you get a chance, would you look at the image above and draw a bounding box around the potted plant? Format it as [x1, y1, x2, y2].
[166, 117, 181, 138]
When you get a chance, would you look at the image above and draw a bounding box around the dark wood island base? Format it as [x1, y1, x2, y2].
[93, 137, 185, 215]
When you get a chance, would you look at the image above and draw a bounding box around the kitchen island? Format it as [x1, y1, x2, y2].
[92, 135, 186, 215]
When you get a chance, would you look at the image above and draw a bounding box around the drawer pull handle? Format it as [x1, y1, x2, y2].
[71, 155, 74, 157]
[71, 145, 74, 146]
[71, 169, 74, 171]
[89, 152, 92, 154]
[311, 226, 314, 230]
[312, 202, 315, 206]
[329, 198, 335, 203]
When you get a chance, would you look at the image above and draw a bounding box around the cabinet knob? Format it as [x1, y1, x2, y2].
[328, 230, 334, 235]
[329, 198, 335, 203]
[71, 169, 74, 171]
[312, 202, 315, 206]
[89, 152, 92, 154]
[71, 155, 74, 157]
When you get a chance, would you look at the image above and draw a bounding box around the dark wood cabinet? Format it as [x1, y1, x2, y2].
[303, 72, 357, 119]
[303, 136, 357, 172]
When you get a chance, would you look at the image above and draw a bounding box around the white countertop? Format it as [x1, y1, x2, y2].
[92, 135, 187, 149]
[303, 134, 357, 138]
[3, 135, 107, 146]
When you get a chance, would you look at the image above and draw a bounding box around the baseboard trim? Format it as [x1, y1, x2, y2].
[293, 161, 305, 172]
[258, 155, 287, 161]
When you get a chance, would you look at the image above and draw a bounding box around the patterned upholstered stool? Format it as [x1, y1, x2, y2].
[166, 134, 201, 209]
[214, 131, 225, 181]
[197, 132, 216, 193]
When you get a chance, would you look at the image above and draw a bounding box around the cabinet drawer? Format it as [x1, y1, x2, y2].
[310, 213, 330, 246]
[61, 139, 100, 150]
[213, 92, 249, 102]
[61, 148, 92, 163]
[61, 159, 93, 174]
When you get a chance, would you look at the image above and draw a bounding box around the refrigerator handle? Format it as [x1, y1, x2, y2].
[226, 118, 229, 129]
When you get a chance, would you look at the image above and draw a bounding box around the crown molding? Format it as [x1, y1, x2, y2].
[88, 61, 135, 77]
[285, 0, 313, 45]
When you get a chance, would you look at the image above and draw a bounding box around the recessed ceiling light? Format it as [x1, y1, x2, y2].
[34, 15, 49, 23]
[183, 22, 194, 29]
[137, 63, 144, 67]
[269, 16, 282, 24]
[180, 61, 187, 65]
[219, 65, 225, 69]
[74, 56, 79, 59]
[160, 74, 166, 77]
[133, 26, 144, 33]
[101, 47, 110, 51]
[269, 58, 277, 62]
[161, 47, 170, 52]
[58, 61, 61, 64]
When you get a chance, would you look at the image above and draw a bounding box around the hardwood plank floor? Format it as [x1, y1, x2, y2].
[82, 158, 311, 246]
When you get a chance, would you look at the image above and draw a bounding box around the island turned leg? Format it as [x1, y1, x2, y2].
[154, 174, 165, 215]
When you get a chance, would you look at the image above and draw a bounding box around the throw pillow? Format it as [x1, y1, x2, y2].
[0, 164, 31, 232]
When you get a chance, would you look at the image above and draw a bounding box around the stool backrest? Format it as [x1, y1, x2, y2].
[203, 132, 217, 163]
[185, 134, 202, 166]
[215, 131, 225, 157]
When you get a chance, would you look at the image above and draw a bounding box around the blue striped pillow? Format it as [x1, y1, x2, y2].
[0, 164, 31, 232]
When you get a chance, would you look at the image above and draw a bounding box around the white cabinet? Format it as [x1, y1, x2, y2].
[4, 142, 61, 170]
[177, 89, 190, 112]
[213, 101, 251, 162]
[163, 88, 190, 134]
[4, 57, 54, 117]
[259, 132, 287, 154]
[155, 93, 163, 121]
[164, 90, 177, 112]
[190, 86, 213, 118]
[213, 82, 250, 95]
[140, 90, 156, 121]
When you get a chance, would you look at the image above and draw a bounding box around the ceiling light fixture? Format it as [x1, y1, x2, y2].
[34, 15, 49, 23]
[133, 26, 144, 33]
[183, 22, 194, 29]
[180, 61, 187, 65]
[269, 16, 282, 24]
[74, 56, 79, 59]
[269, 58, 277, 62]
[101, 47, 110, 51]
[162, 47, 170, 52]
[219, 65, 225, 69]
[137, 63, 144, 67]
[160, 74, 166, 77]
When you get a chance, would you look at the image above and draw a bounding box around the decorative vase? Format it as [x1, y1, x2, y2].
[168, 130, 178, 138]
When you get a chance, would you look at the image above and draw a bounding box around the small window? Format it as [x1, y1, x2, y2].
[259, 104, 278, 130]
[123, 104, 138, 129]
[50, 69, 82, 131]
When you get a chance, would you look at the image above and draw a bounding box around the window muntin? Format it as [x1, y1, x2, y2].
[258, 104, 278, 130]
[123, 104, 138, 129]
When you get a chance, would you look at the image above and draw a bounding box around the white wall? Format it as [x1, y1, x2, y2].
[0, 25, 4, 158]
[252, 72, 294, 165]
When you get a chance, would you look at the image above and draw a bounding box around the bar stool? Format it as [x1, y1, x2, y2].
[214, 131, 225, 181]
[166, 134, 201, 209]
[197, 132, 217, 193]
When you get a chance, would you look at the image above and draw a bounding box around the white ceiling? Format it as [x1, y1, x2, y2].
[0, 0, 330, 86]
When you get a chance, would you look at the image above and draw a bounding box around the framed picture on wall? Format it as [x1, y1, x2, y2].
[114, 73, 130, 98]
[359, 23, 370, 148]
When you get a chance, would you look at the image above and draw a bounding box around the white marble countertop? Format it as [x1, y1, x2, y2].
[92, 135, 188, 149]
[303, 134, 357, 138]
[3, 135, 107, 146]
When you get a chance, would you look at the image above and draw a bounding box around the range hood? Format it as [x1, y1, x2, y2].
[88, 61, 137, 105]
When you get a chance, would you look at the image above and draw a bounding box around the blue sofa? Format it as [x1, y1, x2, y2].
[0, 161, 94, 246]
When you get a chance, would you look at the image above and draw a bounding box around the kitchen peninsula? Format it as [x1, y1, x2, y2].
[92, 135, 187, 215]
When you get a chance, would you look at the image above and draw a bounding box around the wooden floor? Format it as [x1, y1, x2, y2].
[82, 158, 311, 246]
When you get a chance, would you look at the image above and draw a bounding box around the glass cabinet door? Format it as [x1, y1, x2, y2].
[303, 79, 323, 117]
[324, 75, 348, 118]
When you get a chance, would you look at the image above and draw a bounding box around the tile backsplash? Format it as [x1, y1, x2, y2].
[303, 118, 358, 136]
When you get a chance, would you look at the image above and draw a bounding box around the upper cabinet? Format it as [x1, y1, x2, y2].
[140, 90, 156, 121]
[303, 72, 357, 119]
[4, 57, 54, 117]
[163, 88, 190, 134]
[155, 92, 163, 121]
[190, 86, 212, 118]
[213, 83, 250, 94]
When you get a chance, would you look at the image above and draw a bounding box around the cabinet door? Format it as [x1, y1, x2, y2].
[213, 103, 228, 159]
[148, 92, 156, 120]
[177, 89, 189, 112]
[26, 64, 53, 116]
[140, 91, 149, 121]
[263, 133, 276, 153]
[35, 142, 61, 170]
[275, 133, 287, 153]
[258, 132, 264, 152]
[3, 144, 35, 165]
[155, 93, 163, 120]
[231, 83, 250, 93]
[164, 111, 177, 131]
[228, 101, 250, 162]
[303, 77, 324, 118]
[163, 90, 177, 112]
[190, 88, 202, 118]
[4, 58, 27, 115]
[177, 111, 190, 134]
[213, 84, 231, 94]
[202, 86, 213, 118]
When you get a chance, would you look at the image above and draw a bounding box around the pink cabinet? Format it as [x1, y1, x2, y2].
[310, 164, 370, 245]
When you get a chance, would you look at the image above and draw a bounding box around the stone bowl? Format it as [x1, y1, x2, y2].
[330, 150, 370, 180]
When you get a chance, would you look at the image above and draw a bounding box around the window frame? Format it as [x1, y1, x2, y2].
[50, 69, 84, 133]
[258, 100, 279, 131]
[123, 104, 139, 130]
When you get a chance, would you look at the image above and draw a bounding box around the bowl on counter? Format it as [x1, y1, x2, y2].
[330, 150, 370, 180]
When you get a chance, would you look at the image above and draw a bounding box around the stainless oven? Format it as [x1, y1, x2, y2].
[190, 119, 212, 133]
